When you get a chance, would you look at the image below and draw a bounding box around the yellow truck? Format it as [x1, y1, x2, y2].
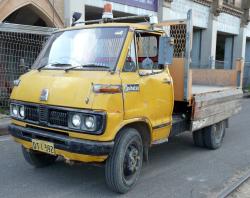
[8, 8, 243, 193]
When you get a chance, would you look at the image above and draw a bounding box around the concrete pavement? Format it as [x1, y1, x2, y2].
[0, 99, 250, 198]
[0, 114, 10, 135]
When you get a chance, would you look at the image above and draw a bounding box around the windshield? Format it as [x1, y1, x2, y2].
[33, 27, 128, 70]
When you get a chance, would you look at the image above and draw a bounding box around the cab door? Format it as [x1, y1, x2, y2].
[120, 31, 174, 142]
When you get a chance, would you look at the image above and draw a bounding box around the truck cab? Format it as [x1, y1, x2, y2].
[8, 9, 243, 194]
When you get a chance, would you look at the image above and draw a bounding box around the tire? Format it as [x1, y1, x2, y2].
[203, 121, 226, 150]
[192, 129, 204, 147]
[105, 128, 143, 194]
[22, 146, 57, 168]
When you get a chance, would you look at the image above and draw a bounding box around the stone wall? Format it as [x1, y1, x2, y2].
[0, 0, 64, 27]
[49, 0, 64, 24]
[162, 0, 210, 28]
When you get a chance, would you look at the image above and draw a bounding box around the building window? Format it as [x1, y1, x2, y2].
[223, 0, 235, 6]
[215, 33, 234, 69]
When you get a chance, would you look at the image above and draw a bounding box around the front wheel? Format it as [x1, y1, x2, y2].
[105, 128, 143, 194]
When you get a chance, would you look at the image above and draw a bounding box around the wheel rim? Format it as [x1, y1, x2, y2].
[123, 141, 141, 181]
[213, 122, 224, 143]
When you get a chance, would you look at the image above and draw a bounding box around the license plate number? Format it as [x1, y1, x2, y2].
[32, 139, 55, 155]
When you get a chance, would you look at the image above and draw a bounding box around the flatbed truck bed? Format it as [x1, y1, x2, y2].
[192, 85, 234, 95]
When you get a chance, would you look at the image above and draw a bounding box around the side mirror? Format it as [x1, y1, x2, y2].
[158, 36, 174, 65]
[72, 12, 82, 26]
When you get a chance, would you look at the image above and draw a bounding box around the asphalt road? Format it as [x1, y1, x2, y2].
[0, 99, 250, 198]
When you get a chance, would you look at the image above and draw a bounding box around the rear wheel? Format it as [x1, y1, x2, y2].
[203, 121, 226, 149]
[105, 128, 143, 194]
[22, 146, 57, 168]
[192, 129, 204, 147]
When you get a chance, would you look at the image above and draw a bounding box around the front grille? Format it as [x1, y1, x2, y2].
[49, 110, 68, 127]
[12, 101, 105, 134]
[25, 105, 68, 127]
[25, 105, 39, 121]
[39, 105, 48, 122]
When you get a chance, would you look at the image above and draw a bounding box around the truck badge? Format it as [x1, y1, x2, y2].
[40, 89, 49, 101]
[124, 84, 140, 92]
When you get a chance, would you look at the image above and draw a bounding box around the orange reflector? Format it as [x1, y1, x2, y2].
[93, 84, 122, 94]
[104, 3, 112, 13]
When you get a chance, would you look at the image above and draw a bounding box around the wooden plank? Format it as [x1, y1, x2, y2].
[192, 85, 231, 94]
[169, 58, 192, 102]
[192, 69, 238, 87]
[191, 104, 242, 131]
[169, 58, 185, 101]
[192, 99, 242, 120]
[193, 88, 243, 108]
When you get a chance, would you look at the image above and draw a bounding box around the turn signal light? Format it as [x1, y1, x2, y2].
[93, 84, 122, 93]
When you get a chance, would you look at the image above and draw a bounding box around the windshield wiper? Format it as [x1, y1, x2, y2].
[37, 63, 73, 71]
[65, 64, 110, 72]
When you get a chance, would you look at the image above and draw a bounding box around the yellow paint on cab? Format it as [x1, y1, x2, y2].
[14, 138, 107, 163]
[10, 23, 174, 163]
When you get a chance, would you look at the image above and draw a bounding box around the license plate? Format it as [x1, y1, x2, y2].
[32, 139, 55, 155]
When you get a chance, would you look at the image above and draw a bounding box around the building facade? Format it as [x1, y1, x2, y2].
[161, 0, 250, 87]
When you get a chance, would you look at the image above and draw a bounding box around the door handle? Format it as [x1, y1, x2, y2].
[162, 78, 171, 84]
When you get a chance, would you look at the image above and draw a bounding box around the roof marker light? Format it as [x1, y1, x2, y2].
[102, 3, 113, 22]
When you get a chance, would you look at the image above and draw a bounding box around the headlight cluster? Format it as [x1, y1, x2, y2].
[10, 102, 106, 135]
[68, 112, 104, 133]
[10, 104, 25, 119]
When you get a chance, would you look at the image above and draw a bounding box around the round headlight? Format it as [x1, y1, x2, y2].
[12, 105, 18, 117]
[72, 114, 81, 127]
[85, 116, 95, 129]
[19, 106, 25, 118]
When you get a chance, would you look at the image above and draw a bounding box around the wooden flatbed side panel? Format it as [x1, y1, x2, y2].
[193, 88, 243, 108]
[191, 88, 243, 131]
[169, 58, 192, 102]
[193, 99, 242, 120]
[192, 69, 238, 87]
[191, 104, 242, 131]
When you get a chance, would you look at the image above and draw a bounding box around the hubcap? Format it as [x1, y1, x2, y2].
[214, 123, 223, 140]
[124, 144, 140, 178]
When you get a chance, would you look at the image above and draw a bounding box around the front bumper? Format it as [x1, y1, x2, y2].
[8, 124, 114, 156]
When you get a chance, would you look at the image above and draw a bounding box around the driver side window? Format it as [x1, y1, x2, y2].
[123, 37, 137, 72]
[136, 33, 162, 70]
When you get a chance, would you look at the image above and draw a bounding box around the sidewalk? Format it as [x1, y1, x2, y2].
[0, 114, 10, 135]
[228, 178, 250, 198]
